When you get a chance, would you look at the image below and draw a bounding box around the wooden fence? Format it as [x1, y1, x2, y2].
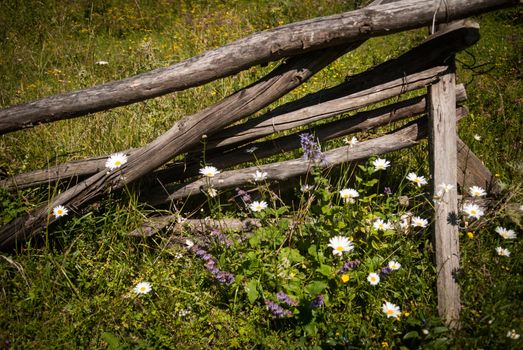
[1, 0, 518, 326]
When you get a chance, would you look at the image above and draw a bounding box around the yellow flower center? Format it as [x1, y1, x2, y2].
[470, 209, 477, 215]
[387, 310, 394, 315]
[336, 246, 344, 251]
[114, 161, 121, 166]
[140, 287, 147, 292]
[57, 210, 63, 215]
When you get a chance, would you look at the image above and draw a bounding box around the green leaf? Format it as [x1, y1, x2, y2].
[403, 331, 420, 340]
[433, 326, 448, 334]
[305, 280, 328, 295]
[308, 244, 318, 258]
[246, 280, 259, 304]
[316, 264, 335, 277]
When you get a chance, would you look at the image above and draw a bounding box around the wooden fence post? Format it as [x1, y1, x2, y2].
[428, 62, 461, 328]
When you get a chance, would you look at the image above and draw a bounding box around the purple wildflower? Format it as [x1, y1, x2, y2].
[380, 266, 393, 276]
[384, 187, 392, 195]
[338, 259, 361, 274]
[299, 133, 326, 164]
[211, 229, 233, 248]
[310, 295, 324, 308]
[235, 187, 252, 204]
[276, 291, 299, 307]
[265, 300, 293, 319]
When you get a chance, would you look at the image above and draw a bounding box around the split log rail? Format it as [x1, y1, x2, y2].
[1, 0, 518, 327]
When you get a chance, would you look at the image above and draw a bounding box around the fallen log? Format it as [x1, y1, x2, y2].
[145, 105, 468, 205]
[0, 0, 514, 134]
[0, 46, 353, 250]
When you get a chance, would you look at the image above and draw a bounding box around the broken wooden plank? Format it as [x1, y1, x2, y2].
[456, 136, 500, 193]
[428, 65, 461, 328]
[0, 0, 514, 134]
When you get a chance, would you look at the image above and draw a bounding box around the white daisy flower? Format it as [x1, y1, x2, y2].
[406, 172, 428, 187]
[133, 281, 152, 295]
[185, 239, 194, 248]
[382, 301, 401, 318]
[373, 219, 392, 231]
[463, 203, 484, 220]
[339, 188, 359, 203]
[495, 226, 517, 239]
[473, 134, 481, 141]
[199, 166, 220, 177]
[105, 152, 128, 170]
[520, 205, 523, 212]
[301, 184, 313, 192]
[52, 205, 69, 218]
[437, 183, 454, 194]
[95, 60, 109, 65]
[469, 186, 487, 197]
[249, 200, 268, 212]
[327, 236, 354, 256]
[388, 261, 401, 270]
[422, 329, 429, 335]
[495, 247, 510, 257]
[344, 136, 359, 147]
[411, 216, 429, 228]
[367, 272, 380, 286]
[252, 170, 268, 182]
[507, 329, 520, 340]
[372, 158, 390, 171]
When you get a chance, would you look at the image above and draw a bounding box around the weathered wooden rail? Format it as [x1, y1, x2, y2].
[1, 0, 518, 327]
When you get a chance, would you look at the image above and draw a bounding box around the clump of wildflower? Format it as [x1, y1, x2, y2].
[495, 226, 517, 239]
[382, 301, 401, 319]
[276, 291, 299, 307]
[299, 133, 325, 164]
[53, 205, 69, 218]
[388, 261, 401, 270]
[406, 172, 428, 187]
[328, 236, 354, 256]
[249, 200, 268, 212]
[463, 203, 484, 219]
[339, 188, 359, 203]
[211, 229, 233, 247]
[189, 244, 235, 285]
[507, 329, 520, 340]
[252, 170, 268, 182]
[373, 218, 392, 231]
[338, 259, 361, 274]
[380, 266, 393, 276]
[384, 187, 392, 195]
[411, 216, 429, 228]
[105, 152, 127, 170]
[265, 300, 293, 318]
[199, 166, 220, 177]
[367, 272, 380, 286]
[310, 295, 324, 308]
[495, 247, 511, 257]
[372, 158, 390, 171]
[469, 186, 487, 197]
[235, 187, 252, 204]
[133, 282, 152, 295]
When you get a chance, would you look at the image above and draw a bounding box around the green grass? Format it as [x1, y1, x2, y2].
[1, 1, 522, 349]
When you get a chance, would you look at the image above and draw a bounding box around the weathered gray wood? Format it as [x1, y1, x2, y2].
[1, 20, 479, 190]
[151, 86, 467, 187]
[146, 106, 468, 205]
[456, 137, 499, 193]
[428, 65, 461, 328]
[0, 47, 351, 250]
[128, 217, 262, 237]
[206, 66, 447, 149]
[0, 0, 514, 134]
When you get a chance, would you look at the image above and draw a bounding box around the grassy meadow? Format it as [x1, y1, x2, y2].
[0, 0, 522, 349]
